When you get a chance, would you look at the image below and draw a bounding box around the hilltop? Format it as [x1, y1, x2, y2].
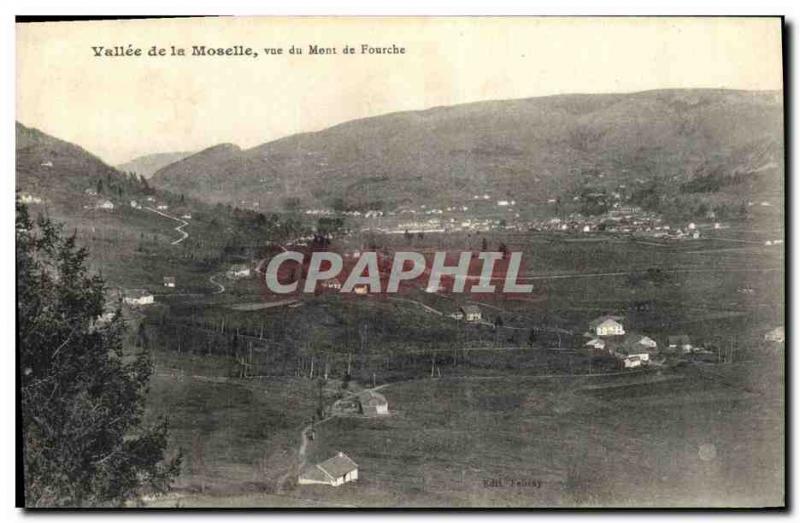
[117, 151, 195, 179]
[150, 89, 783, 221]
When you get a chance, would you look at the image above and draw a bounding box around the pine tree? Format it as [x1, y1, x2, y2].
[17, 201, 180, 507]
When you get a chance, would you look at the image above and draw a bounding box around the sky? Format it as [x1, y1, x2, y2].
[16, 16, 784, 164]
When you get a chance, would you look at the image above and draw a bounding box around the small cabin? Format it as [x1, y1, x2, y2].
[667, 335, 692, 353]
[764, 327, 785, 344]
[122, 290, 154, 306]
[460, 305, 482, 323]
[357, 390, 389, 417]
[163, 276, 176, 288]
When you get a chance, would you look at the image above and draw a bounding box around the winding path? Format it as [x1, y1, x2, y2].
[145, 206, 189, 245]
[208, 274, 226, 295]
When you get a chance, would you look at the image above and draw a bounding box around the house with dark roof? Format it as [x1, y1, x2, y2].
[611, 335, 655, 368]
[298, 452, 358, 486]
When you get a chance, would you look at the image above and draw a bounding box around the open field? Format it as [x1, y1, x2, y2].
[142, 354, 783, 508]
[144, 352, 319, 498]
[294, 362, 784, 507]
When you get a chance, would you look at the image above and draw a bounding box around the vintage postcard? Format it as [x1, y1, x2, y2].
[15, 16, 785, 508]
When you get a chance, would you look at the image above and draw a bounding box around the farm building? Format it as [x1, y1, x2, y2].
[96, 200, 115, 210]
[633, 335, 658, 350]
[298, 452, 358, 487]
[130, 200, 141, 209]
[226, 264, 252, 279]
[321, 278, 342, 290]
[358, 390, 389, 417]
[764, 326, 785, 343]
[19, 193, 43, 204]
[668, 335, 693, 353]
[585, 338, 606, 350]
[157, 204, 169, 210]
[460, 305, 482, 323]
[590, 316, 625, 337]
[619, 354, 646, 369]
[163, 276, 176, 288]
[612, 334, 656, 362]
[122, 289, 154, 306]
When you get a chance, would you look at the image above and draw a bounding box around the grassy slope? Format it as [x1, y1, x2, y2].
[16, 123, 307, 293]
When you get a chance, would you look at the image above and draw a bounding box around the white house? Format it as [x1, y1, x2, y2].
[123, 290, 154, 306]
[97, 200, 115, 210]
[130, 200, 141, 209]
[590, 316, 625, 337]
[460, 305, 482, 323]
[157, 204, 169, 211]
[298, 452, 358, 487]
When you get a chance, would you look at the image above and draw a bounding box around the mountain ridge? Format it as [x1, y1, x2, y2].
[149, 89, 783, 220]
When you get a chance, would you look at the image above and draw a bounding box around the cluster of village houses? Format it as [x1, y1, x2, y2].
[299, 198, 723, 241]
[117, 262, 254, 307]
[582, 313, 780, 368]
[583, 316, 666, 368]
[76, 189, 193, 220]
[582, 315, 786, 367]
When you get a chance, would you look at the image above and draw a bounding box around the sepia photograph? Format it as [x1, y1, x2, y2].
[14, 15, 785, 509]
